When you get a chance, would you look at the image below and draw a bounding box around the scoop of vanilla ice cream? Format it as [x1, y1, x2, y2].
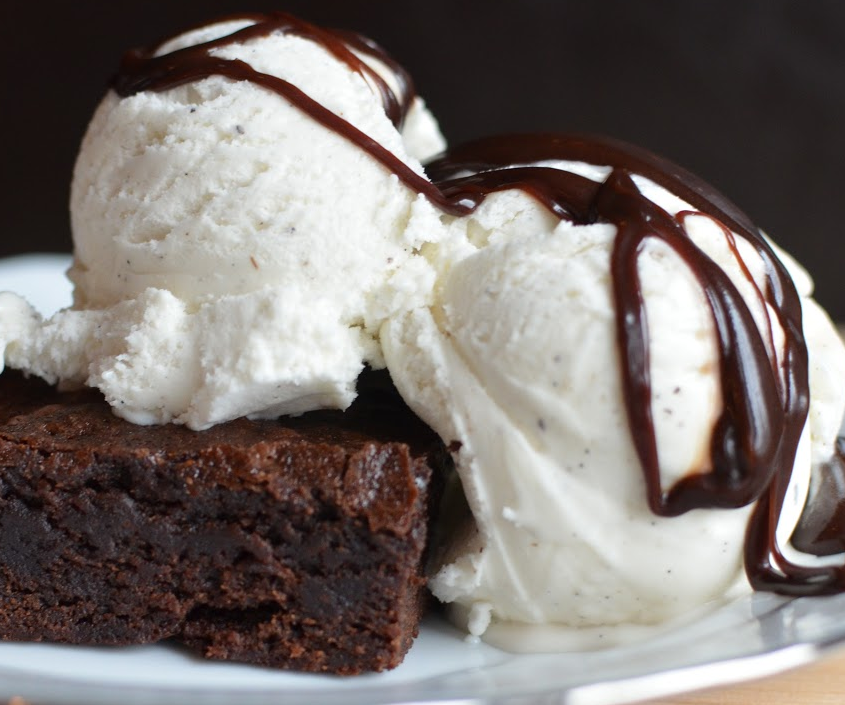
[381, 163, 845, 648]
[0, 17, 445, 429]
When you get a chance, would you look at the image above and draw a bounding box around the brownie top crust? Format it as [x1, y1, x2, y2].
[0, 369, 444, 536]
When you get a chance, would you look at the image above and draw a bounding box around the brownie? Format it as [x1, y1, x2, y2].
[0, 369, 448, 674]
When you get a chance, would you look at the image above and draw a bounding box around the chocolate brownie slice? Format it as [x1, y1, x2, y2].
[0, 369, 448, 674]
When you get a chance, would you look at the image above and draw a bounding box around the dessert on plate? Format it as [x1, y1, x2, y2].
[2, 8, 845, 672]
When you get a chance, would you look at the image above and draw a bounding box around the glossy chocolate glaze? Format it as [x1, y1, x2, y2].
[112, 17, 843, 595]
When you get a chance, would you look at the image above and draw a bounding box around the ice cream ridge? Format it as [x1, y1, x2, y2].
[2, 10, 845, 654]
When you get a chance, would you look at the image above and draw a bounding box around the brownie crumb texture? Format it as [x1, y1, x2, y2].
[0, 371, 447, 674]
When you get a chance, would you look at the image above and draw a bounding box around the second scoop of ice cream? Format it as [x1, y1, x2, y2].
[382, 134, 845, 648]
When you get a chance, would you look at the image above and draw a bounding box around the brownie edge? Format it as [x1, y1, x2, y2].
[0, 370, 449, 674]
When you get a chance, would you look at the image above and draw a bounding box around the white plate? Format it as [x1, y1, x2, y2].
[2, 254, 845, 705]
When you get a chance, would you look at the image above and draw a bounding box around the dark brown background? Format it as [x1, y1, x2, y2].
[2, 1, 844, 317]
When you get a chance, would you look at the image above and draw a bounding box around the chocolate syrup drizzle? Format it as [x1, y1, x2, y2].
[113, 11, 415, 129]
[113, 14, 845, 596]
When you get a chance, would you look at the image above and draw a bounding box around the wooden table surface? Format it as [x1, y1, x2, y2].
[640, 649, 845, 705]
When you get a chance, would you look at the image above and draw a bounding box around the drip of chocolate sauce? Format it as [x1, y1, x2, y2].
[112, 15, 844, 596]
[792, 439, 845, 556]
